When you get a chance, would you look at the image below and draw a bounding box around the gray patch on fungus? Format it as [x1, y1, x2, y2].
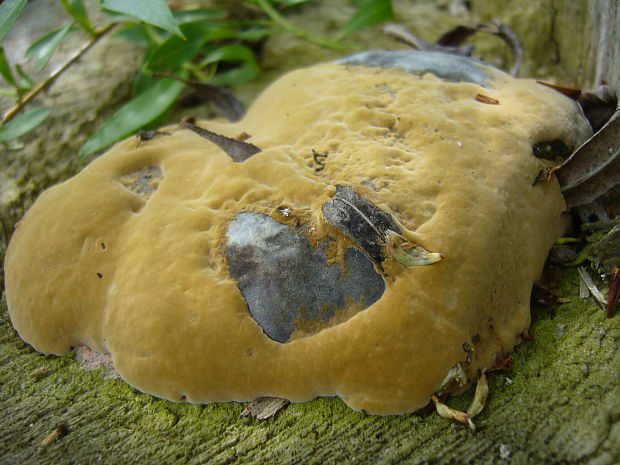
[225, 212, 385, 343]
[118, 166, 163, 200]
[336, 50, 493, 87]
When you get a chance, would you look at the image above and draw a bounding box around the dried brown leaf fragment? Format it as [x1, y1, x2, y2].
[606, 267, 620, 318]
[432, 395, 476, 431]
[241, 397, 290, 420]
[467, 371, 489, 417]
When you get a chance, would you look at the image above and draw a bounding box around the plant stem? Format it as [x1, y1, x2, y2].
[253, 0, 346, 50]
[2, 23, 114, 125]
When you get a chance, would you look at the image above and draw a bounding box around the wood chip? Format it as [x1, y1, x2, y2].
[241, 397, 290, 420]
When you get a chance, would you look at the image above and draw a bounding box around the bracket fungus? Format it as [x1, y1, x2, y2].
[4, 50, 592, 415]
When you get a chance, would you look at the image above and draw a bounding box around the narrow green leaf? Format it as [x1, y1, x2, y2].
[0, 46, 17, 87]
[69, 0, 89, 23]
[172, 9, 226, 24]
[112, 25, 149, 47]
[146, 22, 231, 71]
[272, 0, 312, 6]
[59, 0, 94, 34]
[0, 87, 17, 98]
[0, 107, 50, 141]
[0, 0, 27, 43]
[237, 27, 279, 41]
[79, 78, 185, 157]
[14, 64, 32, 91]
[201, 45, 260, 86]
[26, 24, 74, 70]
[338, 0, 393, 38]
[100, 0, 184, 38]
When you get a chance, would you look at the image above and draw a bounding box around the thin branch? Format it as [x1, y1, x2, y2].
[2, 23, 115, 125]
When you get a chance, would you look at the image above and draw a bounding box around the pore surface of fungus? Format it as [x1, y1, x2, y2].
[4, 51, 592, 414]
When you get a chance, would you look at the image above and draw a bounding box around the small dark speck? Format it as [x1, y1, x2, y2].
[96, 273, 103, 279]
[101, 242, 106, 250]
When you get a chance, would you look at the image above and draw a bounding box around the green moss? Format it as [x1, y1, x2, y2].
[2, 266, 619, 464]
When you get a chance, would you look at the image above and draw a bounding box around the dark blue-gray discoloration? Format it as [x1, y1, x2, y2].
[225, 212, 385, 343]
[336, 50, 494, 87]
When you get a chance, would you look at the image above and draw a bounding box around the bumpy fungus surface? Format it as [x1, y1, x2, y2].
[4, 51, 592, 414]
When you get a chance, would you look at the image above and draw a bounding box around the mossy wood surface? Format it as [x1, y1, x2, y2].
[1, 1, 618, 464]
[2, 270, 619, 464]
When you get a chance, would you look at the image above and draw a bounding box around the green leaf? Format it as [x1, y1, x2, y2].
[59, 0, 94, 34]
[79, 78, 185, 157]
[338, 0, 393, 38]
[172, 9, 226, 24]
[0, 107, 50, 141]
[0, 0, 27, 43]
[0, 87, 17, 98]
[14, 64, 32, 91]
[146, 22, 232, 71]
[26, 24, 74, 70]
[100, 0, 184, 38]
[69, 0, 89, 23]
[0, 46, 17, 87]
[237, 27, 279, 41]
[201, 45, 260, 86]
[112, 25, 149, 47]
[272, 0, 312, 6]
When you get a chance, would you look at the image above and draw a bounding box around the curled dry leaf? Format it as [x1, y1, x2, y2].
[385, 229, 443, 267]
[322, 185, 402, 270]
[577, 86, 618, 132]
[322, 185, 443, 270]
[555, 108, 620, 209]
[432, 395, 476, 431]
[432, 371, 488, 430]
[467, 371, 489, 417]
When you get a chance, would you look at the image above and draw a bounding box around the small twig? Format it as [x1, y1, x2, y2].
[382, 23, 433, 50]
[384, 20, 522, 76]
[253, 0, 345, 50]
[2, 23, 115, 125]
